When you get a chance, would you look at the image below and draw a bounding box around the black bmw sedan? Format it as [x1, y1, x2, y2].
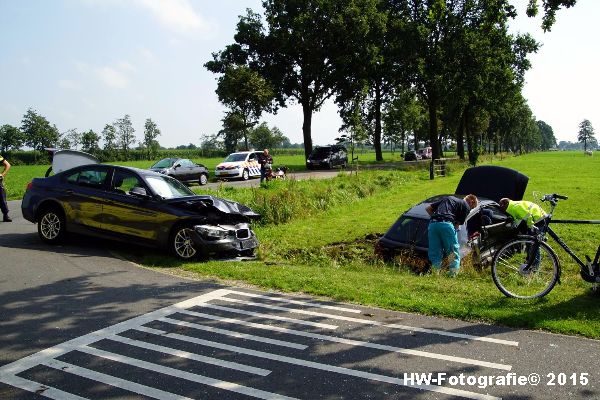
[22, 163, 259, 260]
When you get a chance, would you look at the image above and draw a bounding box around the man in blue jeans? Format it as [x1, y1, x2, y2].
[426, 194, 478, 275]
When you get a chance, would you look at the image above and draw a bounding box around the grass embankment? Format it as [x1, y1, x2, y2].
[135, 151, 600, 339]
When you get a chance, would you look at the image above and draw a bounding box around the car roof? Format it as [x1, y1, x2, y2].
[455, 165, 528, 203]
[403, 195, 496, 219]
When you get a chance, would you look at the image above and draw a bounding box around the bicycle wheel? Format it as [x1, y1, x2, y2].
[492, 238, 560, 299]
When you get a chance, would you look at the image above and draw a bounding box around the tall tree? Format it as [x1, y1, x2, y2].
[249, 123, 287, 150]
[206, 0, 384, 160]
[114, 115, 136, 160]
[143, 118, 161, 159]
[80, 130, 101, 154]
[577, 119, 595, 152]
[62, 128, 81, 150]
[536, 120, 556, 150]
[0, 124, 24, 153]
[102, 124, 117, 152]
[21, 109, 60, 157]
[215, 65, 274, 150]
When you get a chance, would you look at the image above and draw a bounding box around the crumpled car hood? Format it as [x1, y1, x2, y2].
[167, 195, 260, 220]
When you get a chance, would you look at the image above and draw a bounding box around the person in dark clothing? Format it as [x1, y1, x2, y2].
[258, 149, 273, 183]
[0, 155, 11, 222]
[426, 194, 478, 275]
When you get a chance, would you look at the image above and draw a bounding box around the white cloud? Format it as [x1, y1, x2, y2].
[134, 0, 213, 35]
[95, 66, 130, 88]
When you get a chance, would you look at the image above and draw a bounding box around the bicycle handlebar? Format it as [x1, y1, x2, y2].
[542, 193, 568, 203]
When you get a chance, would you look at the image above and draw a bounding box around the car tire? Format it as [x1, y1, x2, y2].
[170, 224, 198, 260]
[37, 206, 66, 244]
[199, 173, 208, 186]
[242, 169, 249, 181]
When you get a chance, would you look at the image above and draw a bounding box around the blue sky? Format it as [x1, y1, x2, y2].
[0, 0, 597, 148]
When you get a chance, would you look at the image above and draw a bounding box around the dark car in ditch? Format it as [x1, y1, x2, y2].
[376, 166, 529, 267]
[149, 158, 210, 186]
[22, 154, 260, 260]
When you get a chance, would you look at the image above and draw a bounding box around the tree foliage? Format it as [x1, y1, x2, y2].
[114, 115, 136, 160]
[20, 109, 60, 156]
[80, 130, 101, 154]
[0, 124, 24, 153]
[143, 118, 161, 159]
[577, 119, 595, 152]
[526, 0, 577, 31]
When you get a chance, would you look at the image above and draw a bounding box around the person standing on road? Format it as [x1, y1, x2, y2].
[258, 148, 273, 183]
[426, 194, 478, 275]
[0, 155, 12, 222]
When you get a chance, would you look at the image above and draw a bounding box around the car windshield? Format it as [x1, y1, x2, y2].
[145, 175, 194, 199]
[224, 153, 247, 162]
[151, 159, 175, 168]
[312, 148, 332, 156]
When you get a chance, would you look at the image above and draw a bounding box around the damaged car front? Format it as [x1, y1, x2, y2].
[163, 194, 260, 259]
[376, 166, 529, 268]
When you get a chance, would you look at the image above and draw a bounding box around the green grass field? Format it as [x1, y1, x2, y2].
[6, 151, 600, 338]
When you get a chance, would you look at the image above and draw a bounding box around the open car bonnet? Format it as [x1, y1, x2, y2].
[455, 166, 528, 202]
[168, 195, 261, 220]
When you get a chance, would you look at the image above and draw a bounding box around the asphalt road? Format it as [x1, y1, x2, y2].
[0, 199, 598, 400]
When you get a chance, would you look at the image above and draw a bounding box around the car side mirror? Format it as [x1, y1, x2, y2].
[129, 186, 150, 199]
[174, 163, 181, 169]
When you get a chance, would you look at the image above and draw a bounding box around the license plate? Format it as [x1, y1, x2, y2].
[240, 237, 257, 250]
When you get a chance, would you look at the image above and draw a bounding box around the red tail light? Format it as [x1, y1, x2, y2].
[26, 181, 34, 191]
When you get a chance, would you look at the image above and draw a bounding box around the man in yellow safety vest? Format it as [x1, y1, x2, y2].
[499, 198, 547, 230]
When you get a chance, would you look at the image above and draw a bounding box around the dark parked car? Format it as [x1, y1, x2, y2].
[376, 166, 529, 266]
[150, 158, 209, 186]
[306, 145, 348, 169]
[403, 150, 421, 161]
[22, 156, 260, 260]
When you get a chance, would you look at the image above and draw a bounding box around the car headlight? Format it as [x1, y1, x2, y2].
[195, 225, 231, 240]
[306, 159, 310, 163]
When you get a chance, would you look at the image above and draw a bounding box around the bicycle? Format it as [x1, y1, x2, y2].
[491, 193, 600, 299]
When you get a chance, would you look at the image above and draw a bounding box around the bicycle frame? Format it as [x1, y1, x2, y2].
[541, 204, 600, 280]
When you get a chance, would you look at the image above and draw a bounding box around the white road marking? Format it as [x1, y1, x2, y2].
[197, 302, 339, 330]
[107, 334, 271, 376]
[134, 326, 501, 400]
[43, 359, 195, 400]
[158, 316, 307, 350]
[227, 290, 362, 313]
[79, 346, 297, 400]
[218, 295, 519, 346]
[173, 310, 512, 371]
[0, 375, 88, 400]
[0, 288, 514, 400]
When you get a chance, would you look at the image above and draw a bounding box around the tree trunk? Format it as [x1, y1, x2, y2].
[456, 110, 465, 160]
[302, 101, 313, 161]
[428, 93, 440, 159]
[374, 83, 383, 161]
